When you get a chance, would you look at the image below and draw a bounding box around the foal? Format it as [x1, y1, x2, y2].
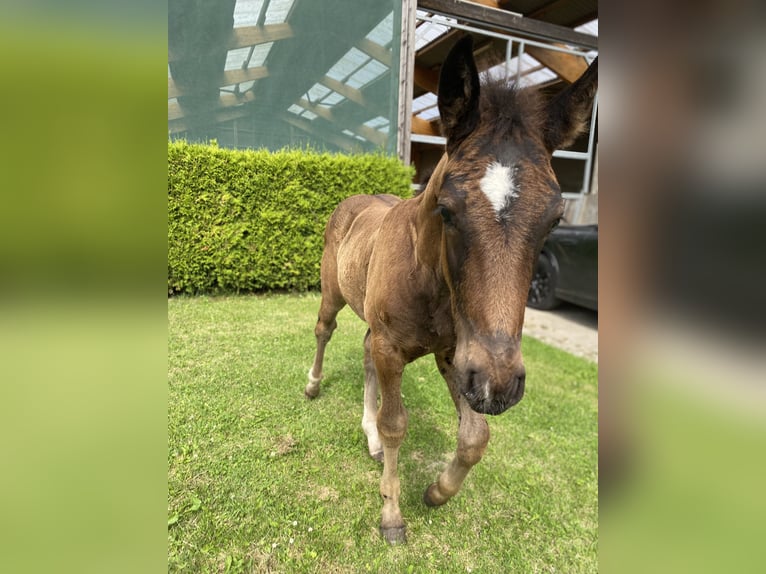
[306, 36, 597, 543]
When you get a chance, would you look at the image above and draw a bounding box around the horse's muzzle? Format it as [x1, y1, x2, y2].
[462, 365, 526, 415]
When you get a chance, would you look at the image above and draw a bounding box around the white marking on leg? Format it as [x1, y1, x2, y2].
[479, 162, 519, 214]
[308, 368, 322, 385]
[362, 402, 382, 457]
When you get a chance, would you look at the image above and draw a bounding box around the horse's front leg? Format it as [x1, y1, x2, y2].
[370, 333, 408, 544]
[424, 351, 490, 507]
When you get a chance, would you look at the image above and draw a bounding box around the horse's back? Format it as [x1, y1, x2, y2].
[324, 194, 402, 319]
[326, 194, 401, 244]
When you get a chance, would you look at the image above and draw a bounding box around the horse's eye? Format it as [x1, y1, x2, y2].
[437, 205, 455, 226]
[550, 217, 561, 232]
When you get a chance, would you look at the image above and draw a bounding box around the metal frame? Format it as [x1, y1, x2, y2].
[410, 11, 598, 199]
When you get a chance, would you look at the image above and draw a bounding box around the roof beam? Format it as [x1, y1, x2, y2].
[227, 22, 293, 50]
[221, 66, 269, 87]
[356, 38, 391, 67]
[418, 0, 598, 49]
[414, 65, 439, 94]
[168, 23, 293, 62]
[411, 115, 440, 137]
[524, 45, 588, 83]
[169, 67, 268, 99]
[297, 98, 387, 147]
[320, 76, 367, 107]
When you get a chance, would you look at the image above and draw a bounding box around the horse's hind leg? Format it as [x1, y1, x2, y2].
[423, 351, 489, 507]
[306, 247, 345, 398]
[305, 293, 343, 398]
[362, 329, 383, 461]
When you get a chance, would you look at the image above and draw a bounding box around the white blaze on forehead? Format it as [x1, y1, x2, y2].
[479, 161, 519, 214]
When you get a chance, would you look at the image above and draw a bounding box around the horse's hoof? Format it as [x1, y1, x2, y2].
[370, 450, 384, 463]
[304, 386, 319, 399]
[423, 483, 447, 507]
[380, 525, 407, 545]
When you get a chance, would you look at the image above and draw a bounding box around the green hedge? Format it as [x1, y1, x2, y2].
[168, 141, 414, 294]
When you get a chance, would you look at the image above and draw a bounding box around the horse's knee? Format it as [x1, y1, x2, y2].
[457, 418, 489, 466]
[315, 317, 337, 342]
[377, 409, 408, 445]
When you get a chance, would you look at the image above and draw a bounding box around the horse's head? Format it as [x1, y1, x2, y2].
[429, 36, 598, 415]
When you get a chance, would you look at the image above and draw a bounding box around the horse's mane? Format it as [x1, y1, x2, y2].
[478, 78, 545, 137]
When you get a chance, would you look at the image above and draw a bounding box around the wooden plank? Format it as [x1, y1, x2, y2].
[297, 98, 387, 147]
[525, 45, 587, 83]
[418, 0, 598, 49]
[320, 76, 367, 107]
[411, 114, 440, 136]
[397, 0, 418, 164]
[227, 22, 293, 50]
[168, 23, 293, 63]
[221, 66, 269, 87]
[357, 38, 391, 67]
[413, 64, 439, 94]
[169, 68, 267, 99]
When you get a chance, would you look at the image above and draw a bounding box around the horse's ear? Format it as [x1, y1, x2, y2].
[543, 57, 598, 152]
[438, 35, 481, 155]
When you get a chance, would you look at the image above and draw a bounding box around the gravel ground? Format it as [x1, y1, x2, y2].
[523, 304, 598, 363]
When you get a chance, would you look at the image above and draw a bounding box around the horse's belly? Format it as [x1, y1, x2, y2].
[336, 207, 389, 320]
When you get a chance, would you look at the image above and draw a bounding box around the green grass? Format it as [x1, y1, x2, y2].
[168, 294, 598, 573]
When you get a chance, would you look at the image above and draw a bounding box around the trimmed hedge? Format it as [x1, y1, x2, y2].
[168, 141, 414, 294]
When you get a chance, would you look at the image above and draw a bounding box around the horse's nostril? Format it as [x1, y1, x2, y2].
[513, 369, 526, 400]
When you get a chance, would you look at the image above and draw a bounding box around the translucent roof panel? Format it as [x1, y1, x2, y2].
[366, 12, 394, 47]
[301, 109, 317, 120]
[225, 47, 251, 71]
[239, 80, 255, 92]
[346, 58, 387, 89]
[414, 92, 440, 121]
[233, 0, 265, 27]
[340, 130, 367, 142]
[415, 11, 455, 51]
[320, 92, 345, 106]
[249, 42, 273, 69]
[575, 19, 598, 36]
[264, 0, 295, 25]
[364, 116, 390, 134]
[305, 83, 331, 103]
[326, 47, 369, 82]
[287, 104, 304, 115]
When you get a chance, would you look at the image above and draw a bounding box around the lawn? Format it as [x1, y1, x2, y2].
[168, 294, 598, 573]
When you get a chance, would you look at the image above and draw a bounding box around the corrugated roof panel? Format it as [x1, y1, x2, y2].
[326, 47, 369, 82]
[366, 11, 394, 47]
[248, 42, 273, 68]
[264, 0, 295, 25]
[346, 58, 387, 89]
[320, 92, 345, 106]
[305, 83, 331, 102]
[233, 0, 265, 27]
[364, 116, 390, 133]
[225, 47, 251, 71]
[415, 10, 455, 51]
